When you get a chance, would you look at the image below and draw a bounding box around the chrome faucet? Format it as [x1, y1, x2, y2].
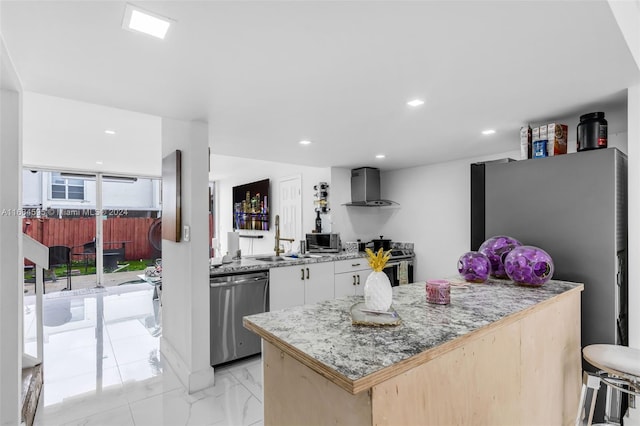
[274, 214, 295, 256]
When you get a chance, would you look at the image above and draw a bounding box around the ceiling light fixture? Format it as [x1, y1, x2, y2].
[96, 161, 104, 165]
[104, 130, 116, 135]
[122, 4, 173, 40]
[482, 129, 496, 135]
[407, 99, 425, 107]
[376, 154, 386, 159]
[299, 140, 312, 145]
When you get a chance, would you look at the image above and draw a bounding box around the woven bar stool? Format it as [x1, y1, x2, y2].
[575, 344, 640, 425]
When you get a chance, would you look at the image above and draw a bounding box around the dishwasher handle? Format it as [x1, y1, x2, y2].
[210, 272, 269, 287]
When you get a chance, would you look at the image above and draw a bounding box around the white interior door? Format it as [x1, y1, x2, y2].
[279, 175, 302, 248]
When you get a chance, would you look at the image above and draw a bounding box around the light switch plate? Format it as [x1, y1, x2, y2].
[183, 225, 190, 242]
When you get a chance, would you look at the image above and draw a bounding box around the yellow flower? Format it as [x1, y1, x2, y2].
[365, 248, 392, 272]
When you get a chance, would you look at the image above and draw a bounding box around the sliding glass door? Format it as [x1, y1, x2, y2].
[99, 175, 161, 287]
[22, 169, 161, 292]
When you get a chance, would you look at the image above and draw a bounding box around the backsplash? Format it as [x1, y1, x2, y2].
[391, 242, 414, 250]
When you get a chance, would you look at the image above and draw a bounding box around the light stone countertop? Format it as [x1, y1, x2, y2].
[244, 278, 583, 386]
[209, 251, 366, 276]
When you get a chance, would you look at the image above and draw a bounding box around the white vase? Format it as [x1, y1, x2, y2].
[364, 271, 392, 311]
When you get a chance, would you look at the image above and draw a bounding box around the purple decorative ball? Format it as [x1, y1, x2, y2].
[457, 251, 492, 283]
[504, 245, 554, 286]
[478, 235, 522, 278]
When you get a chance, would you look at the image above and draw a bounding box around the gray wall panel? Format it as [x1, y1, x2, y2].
[484, 148, 624, 349]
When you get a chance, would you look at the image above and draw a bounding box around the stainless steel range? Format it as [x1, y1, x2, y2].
[383, 249, 415, 286]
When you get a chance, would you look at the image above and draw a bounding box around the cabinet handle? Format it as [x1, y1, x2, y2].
[357, 274, 360, 285]
[352, 275, 356, 286]
[306, 268, 310, 280]
[301, 268, 305, 281]
[352, 263, 361, 267]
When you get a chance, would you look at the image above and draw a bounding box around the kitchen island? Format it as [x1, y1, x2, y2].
[244, 278, 583, 425]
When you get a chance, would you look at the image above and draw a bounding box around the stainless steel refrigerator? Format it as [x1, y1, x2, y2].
[470, 148, 628, 421]
[471, 148, 628, 338]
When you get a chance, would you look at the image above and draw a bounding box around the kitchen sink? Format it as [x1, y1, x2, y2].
[253, 254, 325, 262]
[255, 256, 290, 262]
[284, 254, 326, 259]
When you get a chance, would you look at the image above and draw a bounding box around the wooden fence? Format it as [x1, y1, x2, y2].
[23, 217, 156, 261]
[23, 214, 215, 262]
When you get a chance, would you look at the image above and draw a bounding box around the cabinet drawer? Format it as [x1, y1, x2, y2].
[334, 258, 368, 274]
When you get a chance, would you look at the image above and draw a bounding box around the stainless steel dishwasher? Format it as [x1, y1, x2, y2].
[210, 270, 269, 366]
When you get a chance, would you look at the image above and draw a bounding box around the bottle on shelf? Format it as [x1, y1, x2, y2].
[315, 210, 322, 233]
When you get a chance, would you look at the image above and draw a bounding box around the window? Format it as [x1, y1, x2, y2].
[51, 172, 85, 200]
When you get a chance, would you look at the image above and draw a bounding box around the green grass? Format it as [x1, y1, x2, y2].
[24, 258, 155, 280]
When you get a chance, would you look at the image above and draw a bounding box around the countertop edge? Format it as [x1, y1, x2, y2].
[211, 252, 367, 276]
[348, 283, 584, 393]
[242, 318, 358, 393]
[244, 283, 584, 395]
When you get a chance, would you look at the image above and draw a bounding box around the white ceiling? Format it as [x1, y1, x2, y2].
[2, 1, 639, 171]
[22, 92, 162, 177]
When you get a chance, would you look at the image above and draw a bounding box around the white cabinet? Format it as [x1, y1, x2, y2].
[269, 262, 335, 310]
[334, 258, 369, 298]
[269, 264, 305, 311]
[334, 272, 366, 298]
[302, 262, 335, 305]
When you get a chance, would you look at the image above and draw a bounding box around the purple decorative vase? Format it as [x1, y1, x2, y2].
[504, 245, 554, 286]
[478, 235, 522, 278]
[457, 251, 491, 283]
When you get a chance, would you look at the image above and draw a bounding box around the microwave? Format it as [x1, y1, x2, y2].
[305, 233, 341, 253]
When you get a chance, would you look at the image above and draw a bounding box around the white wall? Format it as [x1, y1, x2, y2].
[608, 0, 640, 353]
[628, 85, 640, 351]
[330, 105, 628, 283]
[608, 3, 639, 421]
[331, 152, 520, 281]
[102, 179, 160, 210]
[329, 166, 401, 244]
[21, 170, 161, 211]
[213, 155, 330, 256]
[528, 102, 628, 155]
[22, 169, 40, 206]
[625, 84, 640, 425]
[0, 37, 23, 426]
[160, 119, 213, 393]
[22, 92, 161, 177]
[608, 0, 640, 72]
[29, 170, 160, 210]
[94, 178, 160, 210]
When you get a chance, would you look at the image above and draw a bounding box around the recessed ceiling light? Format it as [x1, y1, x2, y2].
[407, 99, 425, 107]
[299, 140, 312, 145]
[482, 129, 496, 135]
[96, 161, 104, 165]
[375, 154, 386, 159]
[104, 130, 116, 135]
[122, 4, 173, 40]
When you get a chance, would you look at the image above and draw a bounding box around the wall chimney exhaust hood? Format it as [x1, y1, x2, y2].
[343, 167, 399, 207]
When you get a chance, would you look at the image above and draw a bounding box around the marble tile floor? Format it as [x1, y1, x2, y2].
[25, 283, 264, 426]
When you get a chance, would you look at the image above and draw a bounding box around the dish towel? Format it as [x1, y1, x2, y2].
[398, 261, 409, 285]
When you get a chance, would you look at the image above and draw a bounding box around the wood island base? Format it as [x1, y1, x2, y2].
[261, 290, 581, 426]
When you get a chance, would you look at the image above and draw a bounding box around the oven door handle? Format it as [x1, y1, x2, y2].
[383, 262, 401, 270]
[384, 259, 413, 266]
[384, 260, 414, 283]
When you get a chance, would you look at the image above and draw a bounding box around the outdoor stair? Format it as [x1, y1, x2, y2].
[21, 364, 43, 426]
